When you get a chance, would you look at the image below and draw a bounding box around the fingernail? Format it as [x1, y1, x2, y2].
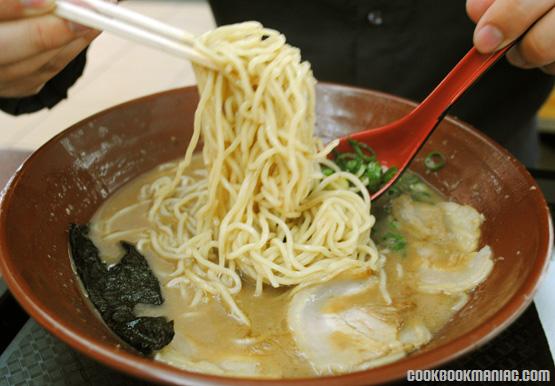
[506, 48, 528, 68]
[68, 21, 92, 35]
[474, 24, 504, 53]
[20, 0, 54, 8]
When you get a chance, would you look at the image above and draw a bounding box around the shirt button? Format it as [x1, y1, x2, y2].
[367, 10, 383, 26]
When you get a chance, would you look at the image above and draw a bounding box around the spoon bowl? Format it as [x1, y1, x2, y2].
[338, 45, 513, 200]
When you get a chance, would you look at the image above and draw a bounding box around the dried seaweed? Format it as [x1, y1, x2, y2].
[69, 224, 174, 355]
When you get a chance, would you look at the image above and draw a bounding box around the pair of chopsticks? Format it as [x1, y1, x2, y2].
[55, 0, 214, 69]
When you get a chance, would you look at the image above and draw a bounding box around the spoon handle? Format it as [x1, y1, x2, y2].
[407, 44, 514, 126]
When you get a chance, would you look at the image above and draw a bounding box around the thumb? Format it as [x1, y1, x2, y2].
[466, 0, 495, 24]
[0, 0, 55, 21]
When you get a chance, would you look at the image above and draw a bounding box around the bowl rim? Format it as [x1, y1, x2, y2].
[0, 83, 552, 386]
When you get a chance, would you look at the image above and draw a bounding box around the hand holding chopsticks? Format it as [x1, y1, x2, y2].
[0, 0, 101, 99]
[54, 0, 214, 68]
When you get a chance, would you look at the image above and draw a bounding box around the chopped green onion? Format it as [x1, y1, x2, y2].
[345, 158, 362, 173]
[321, 166, 334, 176]
[424, 151, 446, 171]
[386, 186, 401, 198]
[329, 139, 397, 194]
[382, 232, 407, 251]
[388, 220, 400, 230]
[401, 174, 420, 186]
[334, 152, 357, 169]
[409, 181, 428, 193]
[348, 139, 376, 161]
[365, 162, 383, 192]
[411, 191, 433, 203]
[383, 166, 398, 183]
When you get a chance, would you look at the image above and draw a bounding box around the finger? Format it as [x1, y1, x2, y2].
[466, 0, 495, 23]
[0, 0, 55, 21]
[0, 46, 63, 82]
[473, 0, 555, 53]
[0, 14, 93, 65]
[0, 33, 97, 97]
[37, 30, 98, 77]
[0, 29, 96, 82]
[506, 7, 555, 68]
[0, 28, 98, 82]
[0, 79, 46, 98]
[0, 72, 47, 97]
[540, 61, 555, 74]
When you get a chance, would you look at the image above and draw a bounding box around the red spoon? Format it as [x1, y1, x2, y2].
[337, 44, 514, 200]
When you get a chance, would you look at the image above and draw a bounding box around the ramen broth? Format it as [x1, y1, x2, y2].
[88, 156, 490, 378]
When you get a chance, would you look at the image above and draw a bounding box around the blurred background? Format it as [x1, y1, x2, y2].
[0, 0, 553, 170]
[538, 96, 555, 169]
[0, 0, 215, 150]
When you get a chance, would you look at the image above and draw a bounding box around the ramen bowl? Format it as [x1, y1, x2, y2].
[0, 83, 551, 385]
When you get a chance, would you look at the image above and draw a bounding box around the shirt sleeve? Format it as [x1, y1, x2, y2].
[0, 48, 88, 116]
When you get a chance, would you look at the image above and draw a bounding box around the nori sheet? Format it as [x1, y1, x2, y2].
[68, 224, 174, 355]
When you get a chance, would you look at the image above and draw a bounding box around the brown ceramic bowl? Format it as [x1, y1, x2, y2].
[0, 84, 552, 385]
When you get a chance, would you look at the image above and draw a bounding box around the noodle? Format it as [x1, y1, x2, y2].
[102, 22, 381, 326]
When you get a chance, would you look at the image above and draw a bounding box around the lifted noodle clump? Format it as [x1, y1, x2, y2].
[138, 22, 380, 325]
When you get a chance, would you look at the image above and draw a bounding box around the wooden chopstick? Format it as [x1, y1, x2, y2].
[55, 0, 214, 69]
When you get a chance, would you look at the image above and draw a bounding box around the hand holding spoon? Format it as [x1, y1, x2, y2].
[337, 44, 514, 200]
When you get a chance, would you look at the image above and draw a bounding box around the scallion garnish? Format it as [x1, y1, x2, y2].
[383, 166, 398, 183]
[365, 162, 383, 192]
[382, 232, 407, 252]
[321, 166, 334, 176]
[322, 140, 397, 194]
[348, 139, 376, 161]
[386, 186, 401, 198]
[424, 151, 446, 172]
[345, 158, 362, 174]
[411, 191, 433, 203]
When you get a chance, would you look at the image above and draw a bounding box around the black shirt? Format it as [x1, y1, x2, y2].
[1, 0, 552, 166]
[209, 0, 554, 166]
[0, 50, 87, 116]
